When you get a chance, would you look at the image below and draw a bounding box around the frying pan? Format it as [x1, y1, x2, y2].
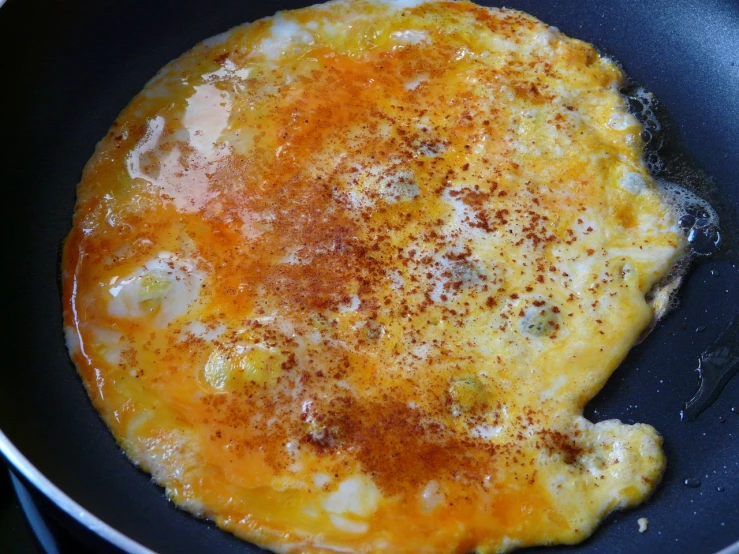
[0, 0, 737, 552]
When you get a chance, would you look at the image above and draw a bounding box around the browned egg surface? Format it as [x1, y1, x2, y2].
[62, 1, 685, 552]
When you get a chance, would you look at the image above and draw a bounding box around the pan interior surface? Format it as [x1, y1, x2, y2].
[0, 0, 737, 553]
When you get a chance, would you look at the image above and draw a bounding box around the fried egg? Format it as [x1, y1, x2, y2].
[61, 1, 686, 552]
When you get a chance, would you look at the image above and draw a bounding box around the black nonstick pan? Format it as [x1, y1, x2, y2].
[1, 0, 737, 553]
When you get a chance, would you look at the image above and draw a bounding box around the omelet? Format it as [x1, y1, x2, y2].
[61, 1, 686, 552]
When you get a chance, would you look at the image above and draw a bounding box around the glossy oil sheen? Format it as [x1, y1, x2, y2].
[0, 1, 737, 553]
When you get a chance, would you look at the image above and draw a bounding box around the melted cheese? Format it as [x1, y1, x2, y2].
[62, 1, 684, 552]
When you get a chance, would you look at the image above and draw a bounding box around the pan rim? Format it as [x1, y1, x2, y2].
[0, 428, 154, 554]
[717, 541, 739, 554]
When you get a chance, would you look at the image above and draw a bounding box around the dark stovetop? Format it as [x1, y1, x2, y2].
[0, 468, 99, 554]
[1, 468, 43, 553]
